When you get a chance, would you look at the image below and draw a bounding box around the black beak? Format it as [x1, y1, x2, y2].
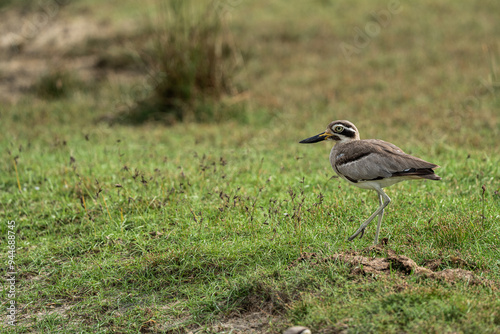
[299, 132, 331, 144]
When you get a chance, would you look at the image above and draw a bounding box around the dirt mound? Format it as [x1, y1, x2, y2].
[289, 245, 495, 288]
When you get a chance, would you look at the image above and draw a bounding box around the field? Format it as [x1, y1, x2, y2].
[1, 0, 499, 333]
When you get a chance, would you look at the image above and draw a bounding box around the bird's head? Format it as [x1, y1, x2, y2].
[299, 120, 360, 144]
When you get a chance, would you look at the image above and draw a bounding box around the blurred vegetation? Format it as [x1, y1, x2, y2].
[117, 0, 242, 125]
[33, 69, 84, 100]
[0, 0, 72, 10]
[0, 0, 499, 333]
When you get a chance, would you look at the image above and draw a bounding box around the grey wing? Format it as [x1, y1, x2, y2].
[336, 152, 396, 181]
[335, 140, 438, 182]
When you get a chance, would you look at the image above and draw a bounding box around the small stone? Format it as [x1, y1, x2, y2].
[283, 326, 312, 334]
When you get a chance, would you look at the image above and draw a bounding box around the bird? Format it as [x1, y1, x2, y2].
[299, 120, 441, 244]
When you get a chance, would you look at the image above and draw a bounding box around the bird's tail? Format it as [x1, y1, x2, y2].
[393, 167, 441, 180]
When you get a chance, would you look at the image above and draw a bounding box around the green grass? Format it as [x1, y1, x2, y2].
[1, 0, 500, 333]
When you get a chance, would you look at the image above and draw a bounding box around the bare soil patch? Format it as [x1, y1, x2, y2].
[0, 7, 140, 102]
[289, 244, 496, 288]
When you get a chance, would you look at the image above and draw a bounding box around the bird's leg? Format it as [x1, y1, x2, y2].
[353, 194, 383, 241]
[348, 188, 391, 242]
[374, 194, 385, 245]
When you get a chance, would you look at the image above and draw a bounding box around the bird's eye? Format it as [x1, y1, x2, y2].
[333, 125, 344, 133]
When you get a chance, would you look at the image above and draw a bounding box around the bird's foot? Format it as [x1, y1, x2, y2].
[347, 227, 365, 241]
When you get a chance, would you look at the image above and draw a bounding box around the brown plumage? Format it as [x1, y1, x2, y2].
[300, 120, 441, 244]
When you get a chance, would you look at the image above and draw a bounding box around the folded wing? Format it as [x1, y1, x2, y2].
[333, 139, 441, 182]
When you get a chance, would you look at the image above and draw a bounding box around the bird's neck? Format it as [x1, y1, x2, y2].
[335, 137, 360, 145]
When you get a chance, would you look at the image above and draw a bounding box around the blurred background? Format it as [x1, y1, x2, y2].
[1, 0, 498, 148]
[1, 1, 499, 332]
